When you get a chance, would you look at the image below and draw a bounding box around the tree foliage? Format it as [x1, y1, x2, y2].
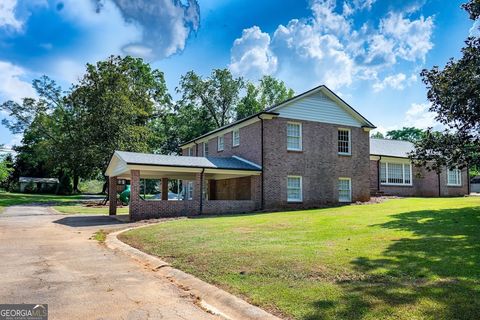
[411, 0, 480, 172]
[386, 127, 425, 143]
[370, 131, 385, 139]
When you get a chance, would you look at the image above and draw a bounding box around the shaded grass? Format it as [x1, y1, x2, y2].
[120, 197, 480, 320]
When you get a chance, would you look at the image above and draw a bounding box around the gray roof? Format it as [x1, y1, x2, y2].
[116, 151, 261, 171]
[370, 138, 415, 158]
[19, 177, 59, 184]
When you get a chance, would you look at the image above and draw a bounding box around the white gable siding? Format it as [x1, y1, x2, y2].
[276, 92, 363, 127]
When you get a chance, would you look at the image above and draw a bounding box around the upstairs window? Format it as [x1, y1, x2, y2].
[203, 141, 209, 157]
[287, 122, 302, 151]
[217, 135, 224, 151]
[287, 176, 302, 202]
[447, 168, 462, 186]
[232, 129, 240, 147]
[338, 129, 351, 155]
[188, 147, 193, 156]
[380, 161, 412, 185]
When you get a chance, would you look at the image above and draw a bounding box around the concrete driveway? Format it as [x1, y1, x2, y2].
[0, 205, 220, 320]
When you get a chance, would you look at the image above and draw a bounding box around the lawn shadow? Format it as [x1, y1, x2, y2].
[306, 205, 480, 320]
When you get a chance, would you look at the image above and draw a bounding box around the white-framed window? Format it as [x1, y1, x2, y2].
[338, 128, 351, 155]
[232, 129, 240, 147]
[338, 178, 352, 202]
[287, 176, 302, 202]
[188, 147, 193, 156]
[380, 161, 412, 185]
[183, 181, 194, 200]
[217, 135, 224, 151]
[447, 168, 462, 186]
[287, 122, 302, 151]
[203, 141, 209, 157]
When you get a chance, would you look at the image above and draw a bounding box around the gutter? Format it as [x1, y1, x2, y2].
[377, 156, 382, 192]
[258, 114, 265, 210]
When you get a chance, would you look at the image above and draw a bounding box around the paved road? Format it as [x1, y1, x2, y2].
[0, 205, 219, 320]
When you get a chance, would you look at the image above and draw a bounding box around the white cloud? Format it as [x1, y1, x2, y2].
[229, 26, 278, 79]
[229, 0, 434, 91]
[404, 102, 439, 129]
[0, 0, 22, 30]
[373, 73, 417, 92]
[0, 61, 36, 103]
[380, 12, 434, 62]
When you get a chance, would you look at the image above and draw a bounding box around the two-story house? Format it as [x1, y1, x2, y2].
[105, 85, 469, 221]
[106, 85, 376, 220]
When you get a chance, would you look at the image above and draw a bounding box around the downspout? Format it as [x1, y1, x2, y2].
[437, 172, 441, 197]
[199, 168, 205, 215]
[194, 141, 198, 156]
[467, 164, 471, 194]
[257, 115, 265, 210]
[377, 156, 382, 192]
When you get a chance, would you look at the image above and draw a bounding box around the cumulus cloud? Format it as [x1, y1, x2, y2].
[229, 0, 434, 91]
[0, 0, 22, 30]
[404, 102, 439, 129]
[373, 73, 417, 92]
[0, 61, 36, 103]
[229, 26, 277, 79]
[100, 0, 201, 59]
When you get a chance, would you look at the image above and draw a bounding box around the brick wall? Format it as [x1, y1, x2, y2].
[369, 160, 469, 197]
[108, 176, 117, 215]
[202, 200, 257, 215]
[262, 117, 371, 209]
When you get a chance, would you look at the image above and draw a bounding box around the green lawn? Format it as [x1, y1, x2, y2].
[119, 197, 480, 320]
[0, 191, 127, 215]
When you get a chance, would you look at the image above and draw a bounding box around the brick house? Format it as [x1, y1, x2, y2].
[370, 138, 469, 197]
[105, 85, 469, 220]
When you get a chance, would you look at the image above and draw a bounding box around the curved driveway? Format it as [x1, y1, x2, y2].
[0, 205, 219, 320]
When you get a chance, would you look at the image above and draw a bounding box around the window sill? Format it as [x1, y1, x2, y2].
[338, 153, 351, 156]
[232, 145, 239, 148]
[447, 184, 462, 187]
[381, 183, 413, 187]
[287, 149, 303, 153]
[287, 200, 303, 203]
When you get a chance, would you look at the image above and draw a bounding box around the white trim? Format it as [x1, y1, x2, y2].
[217, 135, 224, 151]
[232, 156, 262, 169]
[338, 128, 351, 156]
[338, 177, 352, 202]
[447, 168, 462, 186]
[203, 141, 209, 157]
[232, 129, 240, 147]
[287, 122, 302, 151]
[287, 175, 303, 202]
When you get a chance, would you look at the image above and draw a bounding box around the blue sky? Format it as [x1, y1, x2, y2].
[0, 0, 475, 148]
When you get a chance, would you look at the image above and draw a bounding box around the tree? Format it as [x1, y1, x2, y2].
[410, 0, 480, 172]
[236, 76, 295, 120]
[386, 127, 425, 143]
[370, 131, 385, 139]
[178, 69, 244, 127]
[0, 150, 13, 185]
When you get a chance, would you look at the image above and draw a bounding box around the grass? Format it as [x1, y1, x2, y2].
[0, 191, 128, 215]
[91, 229, 108, 243]
[119, 197, 480, 320]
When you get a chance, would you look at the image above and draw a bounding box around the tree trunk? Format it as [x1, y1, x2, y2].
[73, 174, 80, 194]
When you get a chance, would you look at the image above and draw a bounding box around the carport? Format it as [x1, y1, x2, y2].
[105, 151, 262, 221]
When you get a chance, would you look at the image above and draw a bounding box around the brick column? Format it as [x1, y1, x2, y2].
[161, 178, 168, 200]
[130, 170, 140, 220]
[108, 176, 117, 216]
[251, 175, 262, 210]
[194, 172, 203, 214]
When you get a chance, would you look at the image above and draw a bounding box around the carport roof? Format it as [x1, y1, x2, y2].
[109, 151, 261, 174]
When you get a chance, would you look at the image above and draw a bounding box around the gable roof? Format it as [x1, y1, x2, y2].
[370, 138, 415, 158]
[180, 85, 375, 148]
[267, 85, 375, 128]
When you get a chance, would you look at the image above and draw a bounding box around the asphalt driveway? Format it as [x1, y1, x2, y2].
[0, 205, 219, 320]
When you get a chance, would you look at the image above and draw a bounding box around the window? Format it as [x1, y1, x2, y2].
[182, 181, 194, 200]
[380, 161, 412, 185]
[447, 168, 462, 186]
[217, 135, 224, 151]
[232, 129, 240, 147]
[287, 176, 302, 202]
[203, 141, 209, 157]
[287, 122, 302, 151]
[338, 129, 351, 155]
[338, 178, 352, 202]
[188, 147, 193, 156]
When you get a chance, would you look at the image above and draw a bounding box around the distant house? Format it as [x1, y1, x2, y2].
[105, 85, 469, 221]
[19, 177, 59, 193]
[370, 138, 469, 197]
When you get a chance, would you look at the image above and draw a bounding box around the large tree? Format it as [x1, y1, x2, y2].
[236, 76, 295, 120]
[177, 69, 244, 127]
[386, 127, 425, 143]
[411, 0, 480, 173]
